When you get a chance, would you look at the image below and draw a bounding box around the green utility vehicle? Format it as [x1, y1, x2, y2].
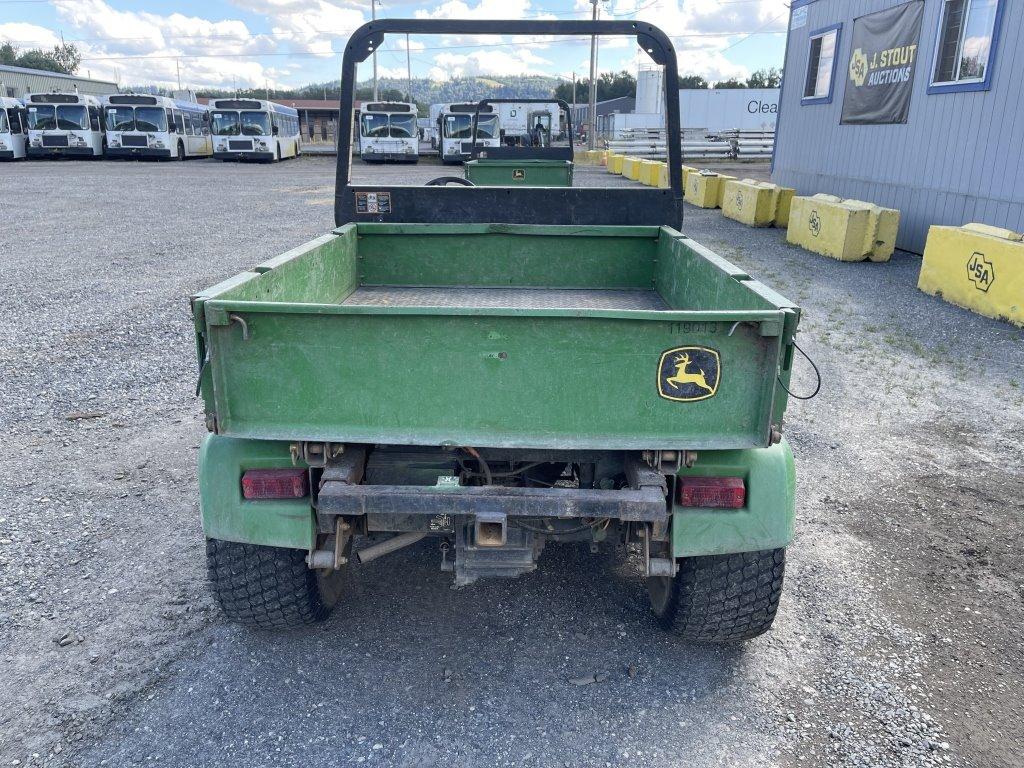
[463, 98, 575, 187]
[193, 19, 806, 642]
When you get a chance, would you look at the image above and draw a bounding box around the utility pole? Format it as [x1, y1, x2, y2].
[587, 0, 599, 150]
[176, 58, 182, 92]
[371, 0, 379, 100]
[406, 33, 412, 103]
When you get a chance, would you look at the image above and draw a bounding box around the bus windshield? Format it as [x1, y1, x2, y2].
[57, 105, 90, 131]
[389, 113, 416, 139]
[361, 113, 389, 138]
[241, 111, 271, 136]
[212, 111, 240, 136]
[0, 109, 8, 134]
[106, 107, 134, 131]
[444, 113, 497, 139]
[27, 105, 56, 130]
[135, 107, 167, 132]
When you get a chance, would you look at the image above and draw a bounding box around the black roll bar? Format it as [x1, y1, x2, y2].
[335, 19, 683, 227]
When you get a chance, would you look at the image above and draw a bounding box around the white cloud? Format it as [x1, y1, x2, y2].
[0, 22, 62, 49]
[428, 47, 551, 79]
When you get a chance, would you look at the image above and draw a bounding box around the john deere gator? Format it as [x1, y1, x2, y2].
[192, 19, 803, 642]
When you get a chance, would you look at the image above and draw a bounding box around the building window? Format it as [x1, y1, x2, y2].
[930, 0, 1002, 92]
[803, 25, 841, 103]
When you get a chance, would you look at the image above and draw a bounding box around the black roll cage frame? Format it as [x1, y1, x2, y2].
[335, 19, 683, 227]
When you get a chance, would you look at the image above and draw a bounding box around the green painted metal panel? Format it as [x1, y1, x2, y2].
[199, 434, 314, 550]
[464, 159, 573, 187]
[204, 311, 780, 449]
[194, 224, 799, 451]
[671, 439, 795, 557]
[356, 224, 659, 289]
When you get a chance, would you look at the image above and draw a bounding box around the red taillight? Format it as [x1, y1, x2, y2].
[241, 468, 308, 500]
[677, 476, 745, 508]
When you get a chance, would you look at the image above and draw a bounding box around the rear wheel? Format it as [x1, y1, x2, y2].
[648, 548, 785, 642]
[206, 538, 344, 629]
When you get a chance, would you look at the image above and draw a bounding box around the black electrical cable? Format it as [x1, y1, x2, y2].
[776, 341, 822, 401]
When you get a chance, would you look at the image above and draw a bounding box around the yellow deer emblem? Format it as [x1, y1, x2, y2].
[665, 352, 715, 394]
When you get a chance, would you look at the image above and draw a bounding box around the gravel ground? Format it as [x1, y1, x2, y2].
[0, 156, 1021, 768]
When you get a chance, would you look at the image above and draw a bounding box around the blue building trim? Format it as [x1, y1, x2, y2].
[801, 22, 843, 105]
[926, 0, 1005, 95]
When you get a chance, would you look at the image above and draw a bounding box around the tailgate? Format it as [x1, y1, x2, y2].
[192, 224, 799, 451]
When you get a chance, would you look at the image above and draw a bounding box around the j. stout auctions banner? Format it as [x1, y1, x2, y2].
[841, 0, 924, 125]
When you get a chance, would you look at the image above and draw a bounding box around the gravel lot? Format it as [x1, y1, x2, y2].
[0, 156, 1021, 768]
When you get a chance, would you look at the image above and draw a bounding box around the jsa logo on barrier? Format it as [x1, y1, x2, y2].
[967, 252, 995, 292]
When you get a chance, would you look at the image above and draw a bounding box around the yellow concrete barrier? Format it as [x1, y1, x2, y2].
[774, 187, 796, 228]
[639, 160, 662, 186]
[685, 171, 725, 208]
[843, 200, 900, 262]
[622, 157, 643, 181]
[721, 179, 775, 227]
[607, 153, 624, 174]
[715, 174, 736, 207]
[657, 163, 669, 189]
[787, 196, 874, 262]
[918, 223, 1024, 326]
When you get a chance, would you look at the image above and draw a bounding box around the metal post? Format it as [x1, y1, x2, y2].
[371, 0, 379, 101]
[406, 33, 412, 102]
[587, 0, 599, 149]
[176, 58, 182, 92]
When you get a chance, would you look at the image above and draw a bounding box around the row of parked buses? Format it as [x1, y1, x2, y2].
[0, 93, 301, 162]
[355, 100, 564, 165]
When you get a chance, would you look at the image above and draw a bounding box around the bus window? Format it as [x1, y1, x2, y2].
[136, 107, 167, 132]
[173, 111, 186, 134]
[27, 105, 56, 130]
[240, 111, 271, 136]
[56, 104, 89, 131]
[106, 107, 135, 131]
[184, 113, 194, 136]
[0, 109, 8, 134]
[212, 111, 239, 135]
[361, 113, 389, 137]
[389, 113, 416, 139]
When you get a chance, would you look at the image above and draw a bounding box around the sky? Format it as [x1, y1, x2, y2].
[0, 0, 790, 91]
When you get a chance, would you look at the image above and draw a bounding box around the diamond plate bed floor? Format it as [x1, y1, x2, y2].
[341, 286, 670, 310]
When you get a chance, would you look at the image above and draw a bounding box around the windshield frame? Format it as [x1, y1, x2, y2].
[240, 110, 272, 136]
[212, 110, 240, 136]
[388, 113, 417, 139]
[56, 104, 90, 131]
[27, 104, 56, 131]
[134, 106, 168, 132]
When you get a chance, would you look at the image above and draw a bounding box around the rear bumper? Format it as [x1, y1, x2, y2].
[214, 150, 274, 162]
[27, 146, 95, 157]
[106, 146, 172, 158]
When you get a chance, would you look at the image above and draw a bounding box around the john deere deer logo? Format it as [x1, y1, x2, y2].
[657, 346, 721, 402]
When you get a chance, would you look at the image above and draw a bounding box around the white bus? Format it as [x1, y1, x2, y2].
[435, 102, 500, 164]
[358, 101, 418, 164]
[103, 94, 211, 160]
[0, 97, 27, 161]
[209, 99, 300, 162]
[24, 93, 104, 158]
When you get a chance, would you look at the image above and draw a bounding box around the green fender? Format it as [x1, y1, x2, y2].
[671, 438, 795, 558]
[199, 434, 314, 550]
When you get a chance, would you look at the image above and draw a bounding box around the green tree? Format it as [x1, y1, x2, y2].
[553, 70, 636, 103]
[50, 42, 81, 75]
[746, 67, 781, 88]
[714, 78, 746, 89]
[678, 74, 708, 89]
[0, 42, 18, 66]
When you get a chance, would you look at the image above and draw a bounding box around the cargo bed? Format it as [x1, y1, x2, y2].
[192, 223, 799, 451]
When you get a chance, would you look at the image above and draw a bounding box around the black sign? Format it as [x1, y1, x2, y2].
[841, 1, 924, 125]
